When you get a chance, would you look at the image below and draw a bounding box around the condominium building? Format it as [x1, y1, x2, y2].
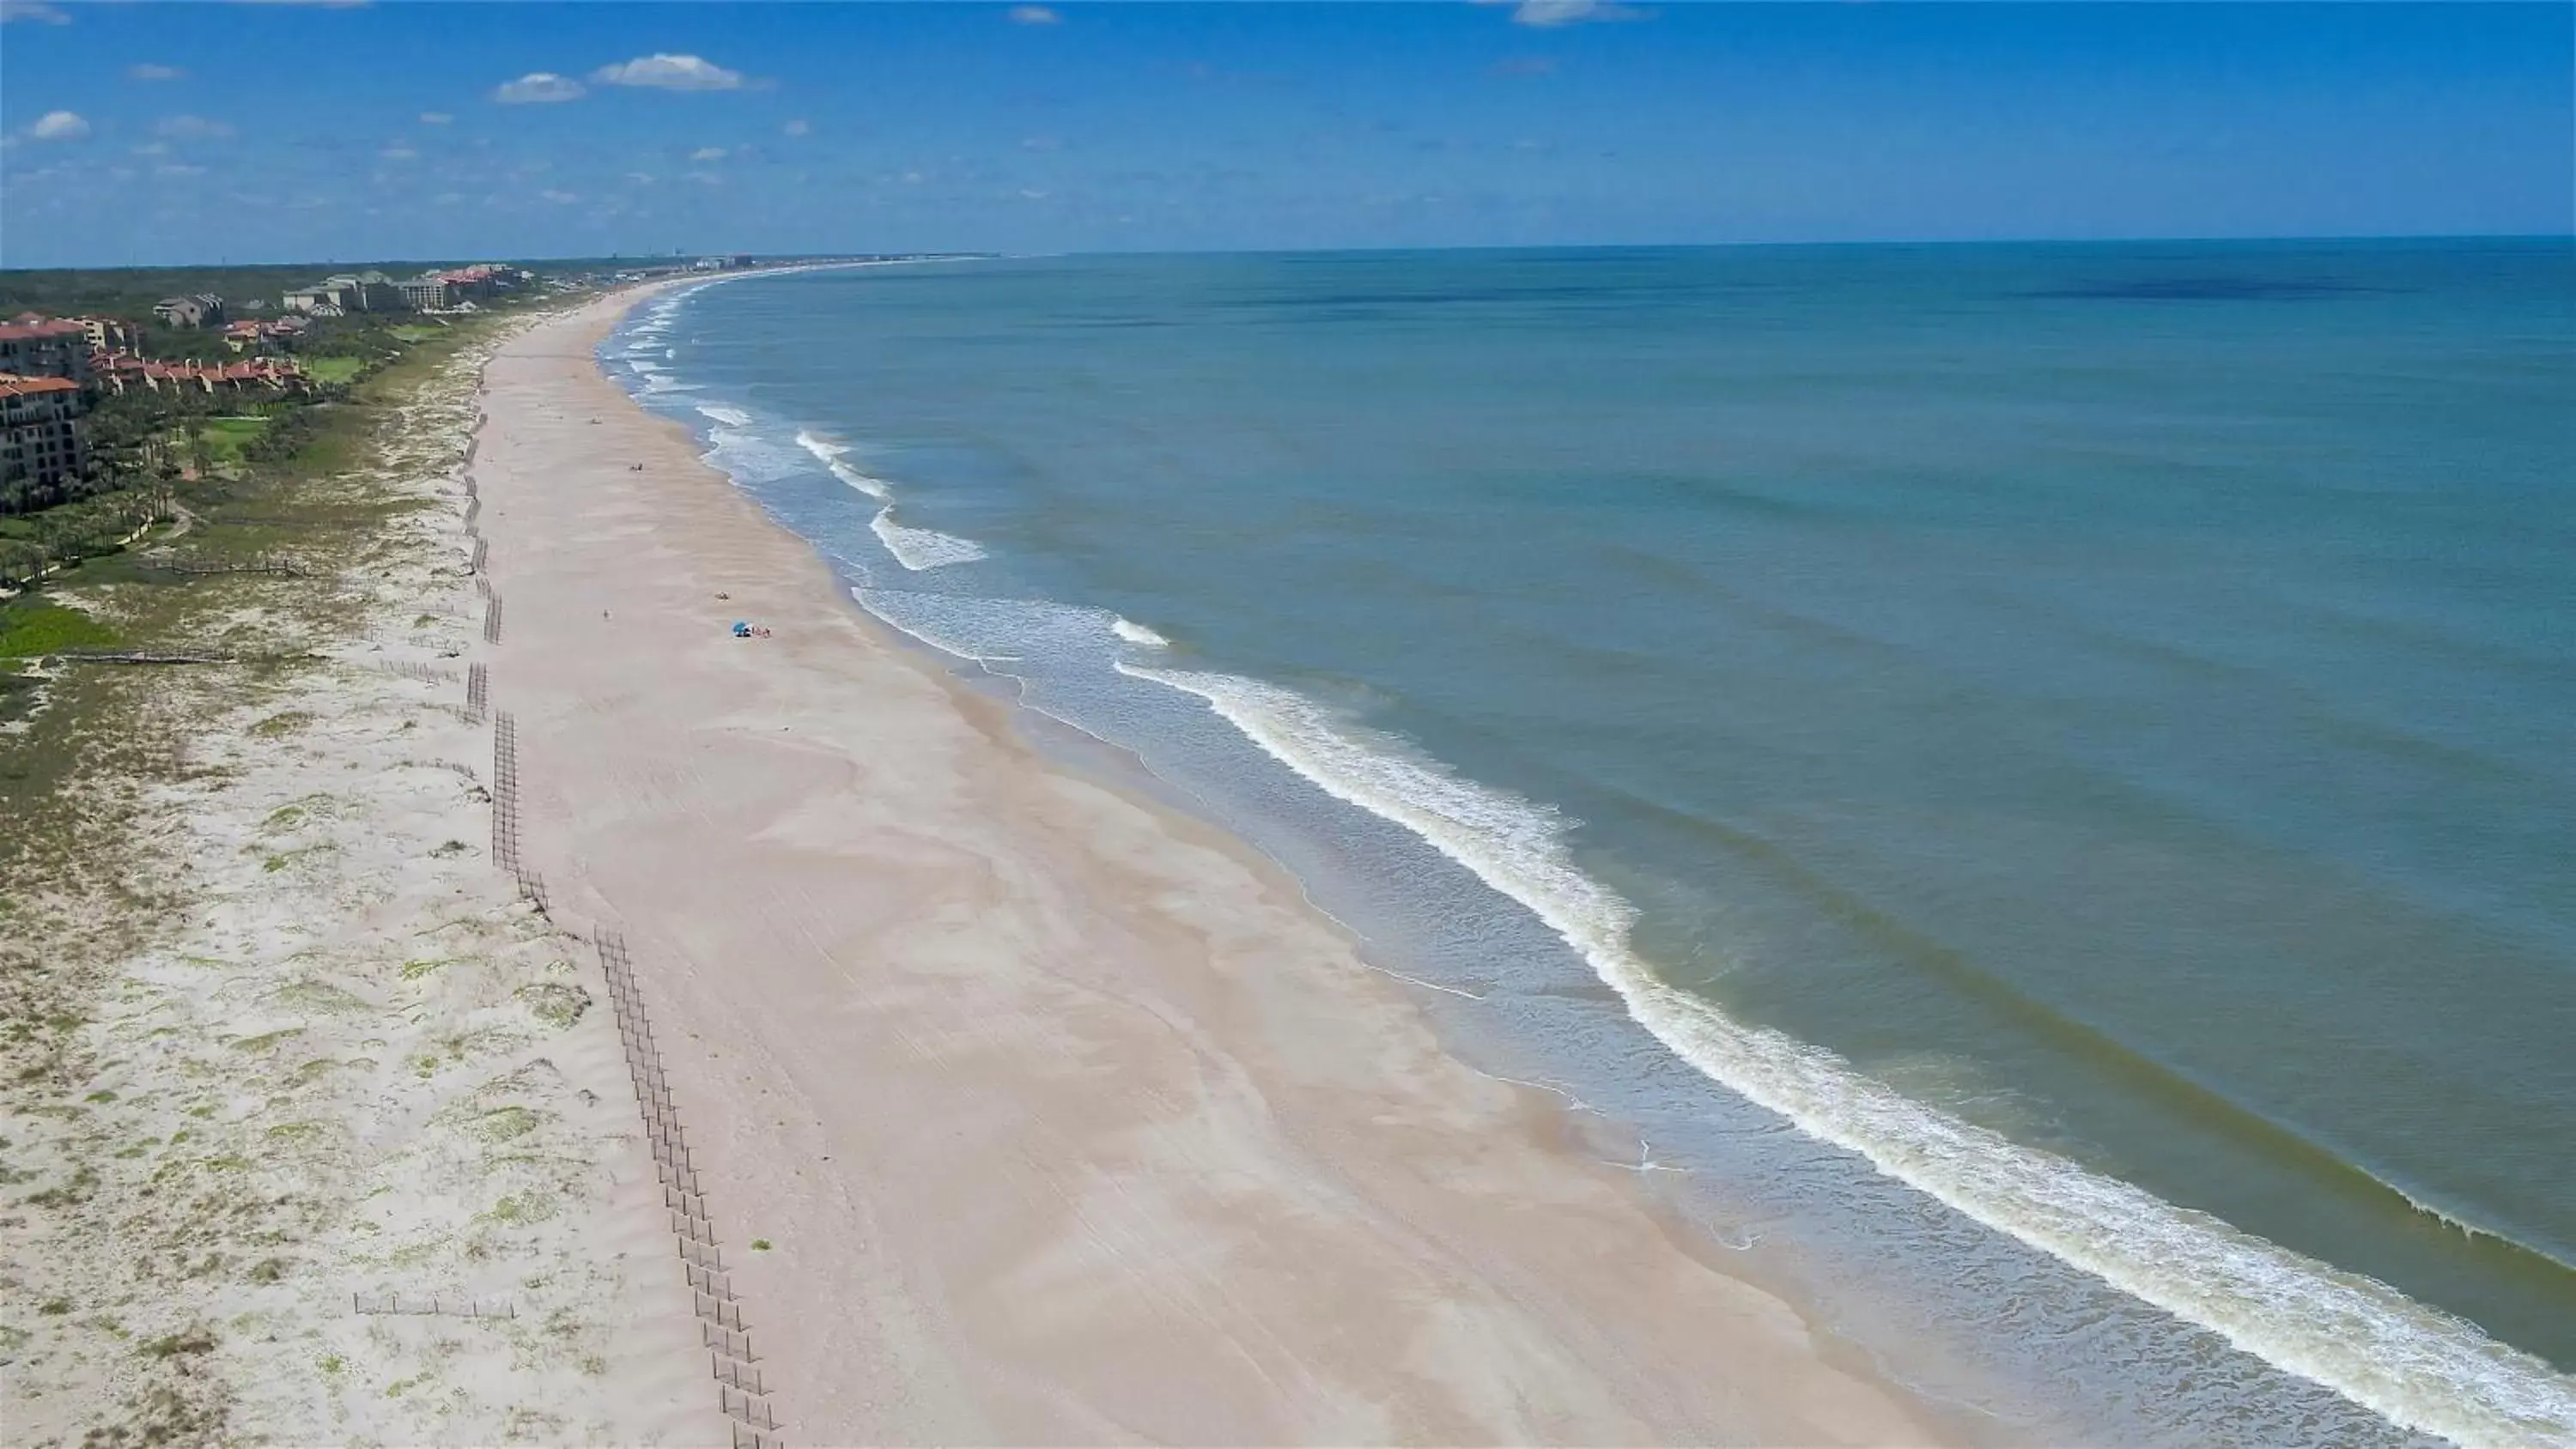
[0, 316, 95, 387]
[0, 373, 88, 496]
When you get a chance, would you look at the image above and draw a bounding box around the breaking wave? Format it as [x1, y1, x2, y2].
[1113, 662, 2576, 1449]
[869, 508, 988, 571]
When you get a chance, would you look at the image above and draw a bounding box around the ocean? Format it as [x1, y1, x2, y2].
[608, 241, 2576, 1446]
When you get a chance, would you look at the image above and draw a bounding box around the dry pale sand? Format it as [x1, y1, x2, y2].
[475, 286, 1950, 1446]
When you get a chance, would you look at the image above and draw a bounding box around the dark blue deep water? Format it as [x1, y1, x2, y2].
[613, 242, 2576, 1446]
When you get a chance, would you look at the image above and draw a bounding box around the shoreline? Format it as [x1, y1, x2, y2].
[602, 265, 2576, 1449]
[471, 281, 1954, 1442]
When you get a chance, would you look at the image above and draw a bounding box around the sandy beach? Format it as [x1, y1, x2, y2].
[463, 282, 1950, 1446]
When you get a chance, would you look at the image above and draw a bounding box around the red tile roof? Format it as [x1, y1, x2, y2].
[0, 318, 89, 342]
[0, 371, 81, 397]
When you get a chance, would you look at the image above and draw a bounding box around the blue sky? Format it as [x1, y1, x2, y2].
[3, 3, 2569, 267]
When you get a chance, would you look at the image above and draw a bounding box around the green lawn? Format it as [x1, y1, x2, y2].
[299, 355, 367, 385]
[0, 599, 120, 658]
[200, 416, 270, 465]
[389, 324, 445, 343]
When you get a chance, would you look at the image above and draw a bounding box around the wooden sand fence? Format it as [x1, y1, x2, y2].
[489, 712, 548, 914]
[600, 931, 787, 1446]
[352, 1293, 515, 1319]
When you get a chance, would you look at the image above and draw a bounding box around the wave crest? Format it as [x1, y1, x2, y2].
[1114, 662, 2576, 1449]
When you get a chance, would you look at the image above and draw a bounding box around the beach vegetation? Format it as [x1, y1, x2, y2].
[472, 1106, 541, 1141]
[0, 598, 119, 658]
[513, 981, 589, 1028]
[481, 1190, 557, 1226]
[141, 1327, 216, 1359]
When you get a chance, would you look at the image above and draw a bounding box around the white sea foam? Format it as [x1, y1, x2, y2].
[696, 403, 753, 427]
[1115, 663, 2576, 1449]
[1111, 616, 1171, 649]
[869, 508, 988, 570]
[794, 428, 846, 464]
[854, 588, 1117, 664]
[831, 462, 890, 500]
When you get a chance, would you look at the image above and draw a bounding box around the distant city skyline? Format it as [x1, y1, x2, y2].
[3, 2, 2569, 269]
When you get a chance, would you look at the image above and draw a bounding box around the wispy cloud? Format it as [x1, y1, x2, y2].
[1, 0, 71, 24]
[380, 143, 417, 161]
[419, 111, 453, 125]
[1492, 57, 1558, 77]
[24, 110, 88, 141]
[155, 162, 207, 178]
[128, 62, 185, 81]
[539, 188, 580, 204]
[1510, 0, 1648, 27]
[591, 54, 747, 92]
[690, 145, 727, 161]
[1021, 134, 1064, 152]
[782, 118, 811, 137]
[155, 114, 236, 139]
[494, 72, 586, 104]
[1008, 5, 1061, 24]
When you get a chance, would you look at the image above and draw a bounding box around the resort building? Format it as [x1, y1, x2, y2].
[153, 294, 227, 329]
[70, 316, 137, 354]
[281, 271, 406, 315]
[0, 373, 89, 496]
[0, 316, 94, 388]
[400, 275, 459, 311]
[91, 355, 308, 398]
[280, 285, 342, 316]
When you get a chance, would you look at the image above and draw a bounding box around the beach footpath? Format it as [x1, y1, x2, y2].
[458, 281, 1953, 1446]
[1, 318, 710, 1446]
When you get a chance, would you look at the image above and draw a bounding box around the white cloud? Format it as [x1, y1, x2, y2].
[493, 72, 586, 104]
[625, 172, 656, 186]
[690, 145, 726, 161]
[380, 143, 417, 160]
[132, 142, 169, 156]
[419, 111, 453, 125]
[155, 113, 235, 139]
[155, 162, 207, 178]
[1008, 5, 1060, 24]
[27, 111, 89, 142]
[1510, 0, 1648, 27]
[686, 171, 723, 186]
[1020, 135, 1063, 152]
[782, 118, 810, 137]
[590, 54, 745, 92]
[539, 188, 580, 203]
[1, 0, 71, 24]
[128, 63, 185, 81]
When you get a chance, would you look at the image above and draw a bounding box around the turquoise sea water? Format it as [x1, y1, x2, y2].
[611, 242, 2575, 1446]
